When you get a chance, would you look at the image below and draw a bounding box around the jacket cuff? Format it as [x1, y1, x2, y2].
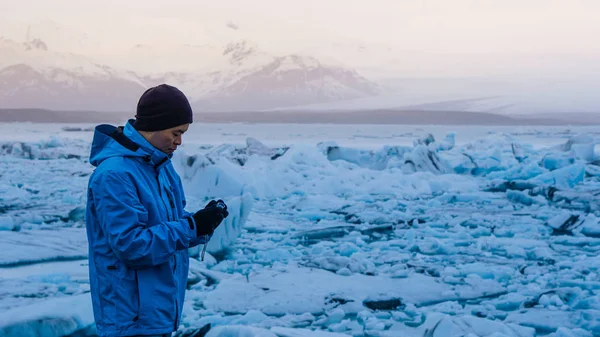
[186, 217, 196, 237]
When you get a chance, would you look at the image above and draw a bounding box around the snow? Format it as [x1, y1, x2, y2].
[206, 325, 278, 337]
[202, 265, 506, 316]
[0, 228, 88, 266]
[384, 312, 536, 337]
[203, 326, 351, 337]
[271, 327, 351, 337]
[1, 122, 600, 337]
[0, 294, 94, 337]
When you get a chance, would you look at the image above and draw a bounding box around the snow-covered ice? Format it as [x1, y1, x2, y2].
[1, 123, 599, 337]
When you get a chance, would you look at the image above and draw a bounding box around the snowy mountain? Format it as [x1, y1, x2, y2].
[0, 37, 381, 112]
[0, 37, 146, 111]
[193, 54, 380, 111]
[121, 41, 381, 112]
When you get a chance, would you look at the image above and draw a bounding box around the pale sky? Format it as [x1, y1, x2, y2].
[2, 0, 599, 52]
[1, 0, 599, 77]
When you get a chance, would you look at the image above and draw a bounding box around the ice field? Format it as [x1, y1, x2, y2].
[1, 122, 599, 337]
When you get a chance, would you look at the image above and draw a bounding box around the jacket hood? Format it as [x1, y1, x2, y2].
[89, 119, 170, 167]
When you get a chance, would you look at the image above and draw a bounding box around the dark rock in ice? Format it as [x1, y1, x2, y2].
[528, 186, 558, 201]
[414, 134, 435, 146]
[363, 298, 403, 311]
[180, 139, 288, 168]
[184, 154, 214, 168]
[408, 218, 426, 226]
[325, 144, 409, 171]
[360, 224, 395, 237]
[473, 311, 488, 318]
[330, 209, 363, 224]
[326, 296, 354, 306]
[1, 142, 35, 159]
[64, 206, 86, 222]
[512, 143, 528, 163]
[486, 180, 539, 193]
[459, 291, 511, 306]
[294, 218, 396, 244]
[187, 155, 197, 167]
[177, 323, 212, 337]
[344, 214, 362, 225]
[546, 213, 581, 236]
[423, 319, 444, 337]
[62, 126, 94, 132]
[292, 225, 356, 243]
[487, 181, 572, 208]
[524, 289, 579, 309]
[455, 152, 479, 175]
[63, 154, 82, 160]
[62, 127, 84, 132]
[245, 226, 289, 234]
[246, 137, 289, 160]
[403, 146, 452, 174]
[0, 203, 24, 214]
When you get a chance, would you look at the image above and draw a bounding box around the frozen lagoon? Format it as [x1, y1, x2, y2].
[1, 122, 599, 337]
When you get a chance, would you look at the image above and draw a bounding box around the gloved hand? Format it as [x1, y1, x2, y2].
[192, 199, 229, 236]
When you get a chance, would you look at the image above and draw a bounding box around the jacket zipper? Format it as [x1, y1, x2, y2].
[166, 189, 176, 218]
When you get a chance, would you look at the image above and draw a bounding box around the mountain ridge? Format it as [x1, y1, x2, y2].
[0, 37, 380, 112]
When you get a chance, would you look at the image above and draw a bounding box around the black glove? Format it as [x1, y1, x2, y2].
[192, 199, 229, 236]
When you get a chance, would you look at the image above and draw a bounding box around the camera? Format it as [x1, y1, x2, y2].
[215, 200, 226, 210]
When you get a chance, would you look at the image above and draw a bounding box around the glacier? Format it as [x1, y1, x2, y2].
[0, 123, 599, 337]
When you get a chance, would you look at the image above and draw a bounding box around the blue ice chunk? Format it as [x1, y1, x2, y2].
[541, 153, 575, 171]
[528, 164, 585, 188]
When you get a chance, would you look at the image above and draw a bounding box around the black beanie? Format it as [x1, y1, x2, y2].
[134, 84, 193, 131]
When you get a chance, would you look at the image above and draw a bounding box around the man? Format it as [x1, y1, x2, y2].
[85, 84, 228, 337]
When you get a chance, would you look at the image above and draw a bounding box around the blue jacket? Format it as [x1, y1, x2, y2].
[85, 120, 208, 337]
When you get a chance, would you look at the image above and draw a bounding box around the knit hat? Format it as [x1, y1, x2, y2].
[133, 84, 193, 131]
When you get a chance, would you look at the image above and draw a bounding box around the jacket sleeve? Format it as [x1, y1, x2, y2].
[180, 185, 211, 248]
[92, 170, 196, 268]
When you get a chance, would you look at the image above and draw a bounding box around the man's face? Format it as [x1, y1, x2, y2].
[146, 123, 190, 154]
